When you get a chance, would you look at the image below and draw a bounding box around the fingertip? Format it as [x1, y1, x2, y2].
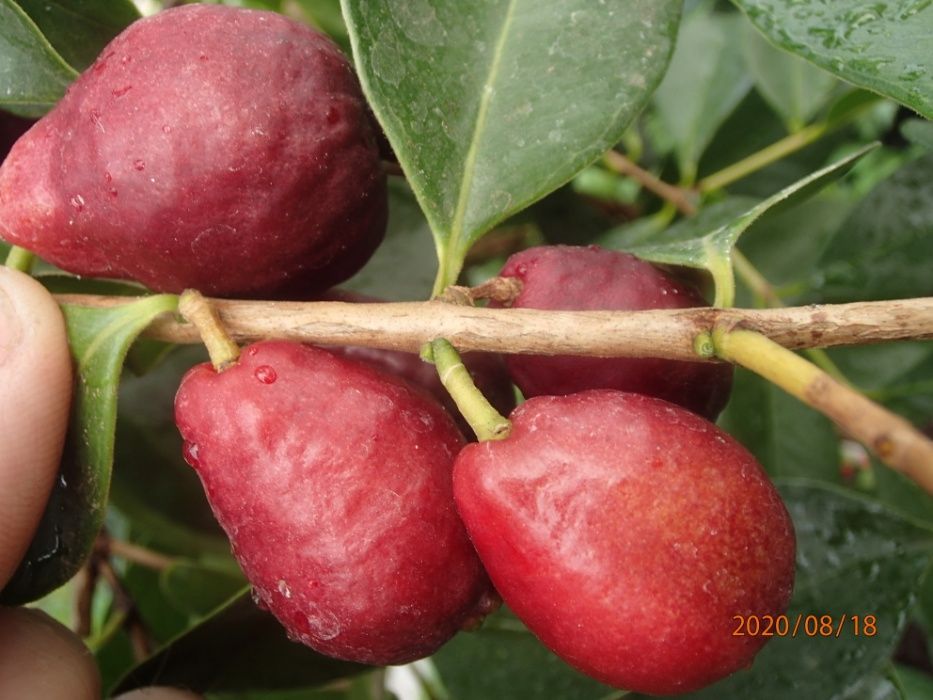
[0, 606, 100, 700]
[0, 267, 73, 587]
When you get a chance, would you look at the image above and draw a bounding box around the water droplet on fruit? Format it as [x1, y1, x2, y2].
[162, 124, 172, 134]
[111, 85, 132, 98]
[255, 365, 277, 384]
[133, 159, 145, 171]
[326, 105, 340, 124]
[182, 441, 201, 468]
[199, 53, 208, 61]
[277, 579, 292, 598]
[69, 194, 85, 212]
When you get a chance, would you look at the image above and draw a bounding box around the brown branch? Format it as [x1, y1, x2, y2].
[54, 294, 933, 360]
[604, 150, 697, 216]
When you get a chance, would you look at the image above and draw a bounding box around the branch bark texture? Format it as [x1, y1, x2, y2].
[54, 294, 933, 359]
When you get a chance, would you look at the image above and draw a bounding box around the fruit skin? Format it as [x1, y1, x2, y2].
[495, 245, 733, 420]
[454, 390, 795, 695]
[174, 341, 492, 665]
[0, 5, 386, 298]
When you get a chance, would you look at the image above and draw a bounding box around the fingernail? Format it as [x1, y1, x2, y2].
[0, 268, 24, 366]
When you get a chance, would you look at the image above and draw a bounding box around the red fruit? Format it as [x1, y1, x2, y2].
[0, 5, 386, 298]
[495, 245, 733, 420]
[174, 341, 492, 664]
[454, 391, 795, 695]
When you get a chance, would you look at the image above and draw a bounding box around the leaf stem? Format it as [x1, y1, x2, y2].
[712, 326, 933, 495]
[4, 246, 35, 273]
[732, 248, 850, 384]
[423, 338, 511, 441]
[177, 289, 240, 371]
[699, 123, 828, 193]
[53, 293, 933, 360]
[603, 150, 697, 216]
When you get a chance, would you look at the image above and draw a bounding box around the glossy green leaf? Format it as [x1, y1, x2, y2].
[112, 591, 366, 695]
[14, 0, 139, 71]
[623, 143, 876, 306]
[342, 0, 682, 292]
[718, 368, 841, 482]
[731, 0, 933, 119]
[741, 19, 838, 132]
[0, 294, 178, 604]
[0, 0, 78, 117]
[815, 152, 933, 302]
[653, 6, 753, 182]
[635, 481, 933, 700]
[344, 179, 437, 300]
[433, 611, 616, 700]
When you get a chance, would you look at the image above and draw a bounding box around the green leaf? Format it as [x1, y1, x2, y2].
[734, 189, 855, 304]
[902, 118, 933, 150]
[292, 0, 350, 53]
[718, 368, 841, 483]
[14, 0, 140, 71]
[622, 143, 876, 307]
[636, 481, 933, 700]
[160, 561, 246, 618]
[815, 152, 933, 302]
[731, 0, 933, 120]
[111, 591, 366, 695]
[342, 0, 682, 293]
[111, 344, 230, 557]
[653, 6, 753, 182]
[741, 19, 838, 132]
[0, 294, 178, 604]
[0, 0, 78, 117]
[433, 611, 616, 700]
[896, 665, 933, 697]
[343, 179, 437, 300]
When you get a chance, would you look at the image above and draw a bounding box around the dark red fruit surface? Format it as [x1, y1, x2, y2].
[174, 341, 492, 665]
[496, 245, 733, 419]
[454, 390, 796, 695]
[0, 5, 386, 297]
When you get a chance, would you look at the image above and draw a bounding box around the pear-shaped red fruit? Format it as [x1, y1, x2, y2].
[175, 341, 493, 664]
[0, 5, 386, 298]
[496, 245, 733, 420]
[454, 390, 795, 695]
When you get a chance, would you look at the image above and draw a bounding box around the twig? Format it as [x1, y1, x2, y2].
[73, 559, 99, 638]
[53, 293, 933, 360]
[438, 277, 523, 306]
[604, 150, 697, 216]
[104, 537, 175, 572]
[98, 558, 152, 661]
